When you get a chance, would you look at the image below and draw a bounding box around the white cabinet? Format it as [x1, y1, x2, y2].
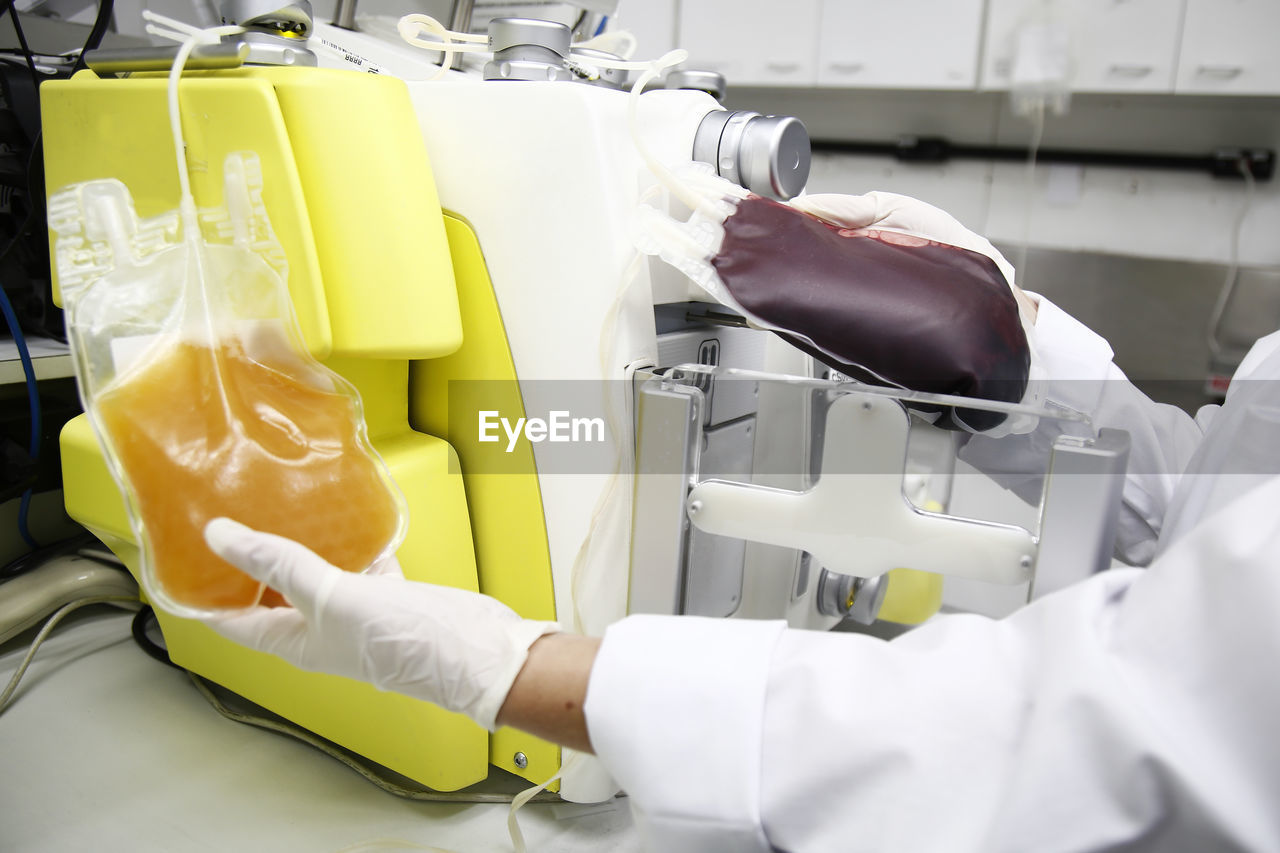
[614, 0, 678, 59]
[1176, 0, 1280, 95]
[668, 0, 1280, 97]
[981, 0, 1184, 94]
[676, 0, 821, 87]
[816, 0, 984, 90]
[1071, 0, 1184, 93]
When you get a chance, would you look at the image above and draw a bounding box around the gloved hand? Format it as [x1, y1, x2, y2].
[789, 191, 1038, 322]
[201, 517, 560, 730]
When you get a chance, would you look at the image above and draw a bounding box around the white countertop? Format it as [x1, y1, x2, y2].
[0, 336, 74, 385]
[0, 608, 641, 853]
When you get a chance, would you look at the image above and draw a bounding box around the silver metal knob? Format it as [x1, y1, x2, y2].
[484, 17, 573, 82]
[816, 567, 889, 625]
[220, 0, 312, 34]
[665, 69, 727, 102]
[571, 47, 629, 89]
[693, 109, 810, 200]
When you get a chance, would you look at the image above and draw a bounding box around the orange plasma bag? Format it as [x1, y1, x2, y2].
[51, 155, 406, 617]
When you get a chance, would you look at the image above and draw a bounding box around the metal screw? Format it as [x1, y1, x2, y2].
[1020, 555, 1033, 569]
[688, 500, 702, 514]
[514, 752, 528, 769]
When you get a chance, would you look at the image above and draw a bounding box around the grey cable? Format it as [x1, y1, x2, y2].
[0, 595, 142, 714]
[1206, 159, 1259, 360]
[185, 672, 563, 804]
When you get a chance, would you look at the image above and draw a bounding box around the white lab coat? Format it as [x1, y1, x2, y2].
[583, 296, 1280, 852]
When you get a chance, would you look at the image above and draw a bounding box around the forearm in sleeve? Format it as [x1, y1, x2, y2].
[961, 295, 1208, 564]
[755, 474, 1280, 852]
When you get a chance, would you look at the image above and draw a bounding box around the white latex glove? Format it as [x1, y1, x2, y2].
[790, 191, 1038, 322]
[201, 517, 560, 730]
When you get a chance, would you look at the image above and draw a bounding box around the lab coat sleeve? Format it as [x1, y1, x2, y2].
[586, 475, 1280, 852]
[962, 295, 1210, 564]
[584, 614, 787, 853]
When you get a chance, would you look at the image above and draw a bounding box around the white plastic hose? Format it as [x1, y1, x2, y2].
[397, 13, 490, 80]
[1207, 159, 1258, 360]
[144, 14, 244, 226]
[624, 49, 735, 220]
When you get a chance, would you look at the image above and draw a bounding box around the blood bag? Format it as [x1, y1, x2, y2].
[50, 154, 407, 617]
[635, 163, 1040, 433]
[713, 195, 1032, 431]
[620, 36, 1042, 437]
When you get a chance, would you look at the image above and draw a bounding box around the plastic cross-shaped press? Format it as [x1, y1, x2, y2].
[685, 391, 1038, 586]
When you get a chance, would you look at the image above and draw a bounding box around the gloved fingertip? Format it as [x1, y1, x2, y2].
[789, 192, 877, 228]
[203, 518, 286, 586]
[204, 517, 255, 559]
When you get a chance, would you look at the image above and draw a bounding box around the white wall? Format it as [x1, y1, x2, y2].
[608, 0, 1280, 272]
[728, 87, 1280, 273]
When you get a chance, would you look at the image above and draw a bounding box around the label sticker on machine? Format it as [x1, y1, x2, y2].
[316, 37, 385, 74]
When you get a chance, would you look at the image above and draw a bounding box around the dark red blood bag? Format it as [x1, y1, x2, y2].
[714, 196, 1029, 431]
[636, 170, 1042, 434]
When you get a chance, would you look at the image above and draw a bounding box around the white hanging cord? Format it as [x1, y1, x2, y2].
[1015, 97, 1046, 290]
[506, 774, 552, 853]
[398, 12, 488, 44]
[571, 49, 680, 73]
[626, 49, 733, 219]
[143, 14, 244, 226]
[141, 8, 207, 39]
[1207, 158, 1258, 360]
[506, 752, 583, 853]
[151, 17, 245, 400]
[397, 13, 491, 81]
[146, 24, 201, 43]
[566, 249, 648, 633]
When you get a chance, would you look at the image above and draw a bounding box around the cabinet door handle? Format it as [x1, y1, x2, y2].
[827, 61, 864, 73]
[1108, 63, 1152, 77]
[766, 61, 800, 73]
[1196, 65, 1244, 79]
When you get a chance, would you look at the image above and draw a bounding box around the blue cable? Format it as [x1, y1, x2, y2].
[18, 489, 37, 548]
[0, 282, 41, 548]
[594, 15, 608, 37]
